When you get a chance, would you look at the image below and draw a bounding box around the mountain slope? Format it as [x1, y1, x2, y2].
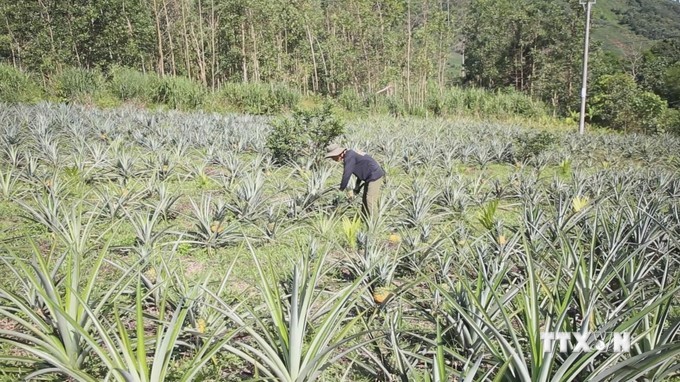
[591, 0, 680, 56]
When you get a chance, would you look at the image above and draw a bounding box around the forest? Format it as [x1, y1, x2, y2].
[1, 0, 679, 131]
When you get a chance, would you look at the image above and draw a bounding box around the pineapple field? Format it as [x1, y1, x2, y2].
[0, 102, 679, 381]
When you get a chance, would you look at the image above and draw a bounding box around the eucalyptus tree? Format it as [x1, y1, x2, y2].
[0, 0, 154, 71]
[463, 0, 585, 113]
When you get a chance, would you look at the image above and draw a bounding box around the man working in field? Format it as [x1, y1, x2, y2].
[325, 144, 385, 218]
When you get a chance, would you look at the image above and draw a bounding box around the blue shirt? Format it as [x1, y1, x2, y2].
[340, 150, 385, 191]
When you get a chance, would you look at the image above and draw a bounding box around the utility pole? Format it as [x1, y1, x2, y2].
[579, 0, 595, 135]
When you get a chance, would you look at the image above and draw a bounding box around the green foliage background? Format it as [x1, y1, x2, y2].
[0, 0, 678, 131]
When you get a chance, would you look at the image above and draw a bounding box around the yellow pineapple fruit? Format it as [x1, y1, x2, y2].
[373, 286, 392, 305]
[210, 221, 223, 233]
[144, 268, 157, 283]
[498, 235, 507, 245]
[572, 196, 589, 212]
[196, 318, 207, 334]
[388, 233, 401, 245]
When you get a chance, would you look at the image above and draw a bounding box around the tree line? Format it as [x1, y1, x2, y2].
[1, 0, 678, 132]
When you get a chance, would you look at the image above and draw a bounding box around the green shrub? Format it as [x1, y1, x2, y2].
[590, 73, 669, 133]
[659, 107, 680, 135]
[53, 67, 104, 100]
[408, 105, 427, 117]
[270, 83, 300, 111]
[426, 93, 443, 117]
[440, 86, 548, 118]
[386, 96, 406, 117]
[503, 88, 547, 117]
[661, 63, 680, 108]
[442, 87, 467, 114]
[338, 89, 364, 112]
[0, 64, 43, 103]
[266, 103, 344, 164]
[153, 75, 205, 110]
[362, 92, 380, 110]
[108, 65, 160, 104]
[465, 87, 488, 114]
[513, 131, 558, 161]
[218, 82, 300, 115]
[633, 91, 668, 133]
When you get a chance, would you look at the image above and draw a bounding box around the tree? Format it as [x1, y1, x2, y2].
[662, 64, 680, 108]
[590, 73, 668, 132]
[638, 40, 680, 109]
[619, 0, 680, 41]
[462, 0, 586, 113]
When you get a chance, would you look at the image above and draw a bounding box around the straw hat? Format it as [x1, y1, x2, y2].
[325, 144, 345, 158]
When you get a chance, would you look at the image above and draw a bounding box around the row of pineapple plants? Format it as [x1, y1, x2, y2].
[0, 102, 678, 380]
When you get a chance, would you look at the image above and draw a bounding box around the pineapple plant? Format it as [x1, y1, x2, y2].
[368, 244, 398, 305]
[342, 215, 362, 250]
[226, 172, 268, 221]
[187, 194, 241, 248]
[144, 266, 158, 283]
[0, 99, 678, 381]
[0, 167, 18, 199]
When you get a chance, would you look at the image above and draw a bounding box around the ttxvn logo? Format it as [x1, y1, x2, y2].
[540, 331, 630, 353]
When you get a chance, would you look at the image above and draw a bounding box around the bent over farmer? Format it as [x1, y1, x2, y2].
[325, 144, 385, 218]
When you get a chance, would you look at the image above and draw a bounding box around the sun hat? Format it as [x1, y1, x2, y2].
[325, 143, 345, 158]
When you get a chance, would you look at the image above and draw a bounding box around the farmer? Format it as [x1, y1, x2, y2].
[325, 144, 385, 218]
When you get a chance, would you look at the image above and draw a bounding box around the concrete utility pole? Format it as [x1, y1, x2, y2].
[579, 0, 595, 135]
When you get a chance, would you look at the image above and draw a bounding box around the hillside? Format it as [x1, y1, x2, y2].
[591, 0, 680, 56]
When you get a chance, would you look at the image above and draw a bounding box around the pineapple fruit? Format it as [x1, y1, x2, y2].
[498, 235, 507, 245]
[572, 196, 589, 212]
[144, 267, 157, 283]
[210, 221, 224, 233]
[196, 318, 207, 334]
[373, 286, 393, 305]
